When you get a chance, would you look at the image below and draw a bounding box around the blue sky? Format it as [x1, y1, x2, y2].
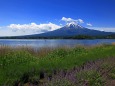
[0, 0, 115, 36]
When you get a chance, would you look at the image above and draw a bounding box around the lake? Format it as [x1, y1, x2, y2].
[0, 39, 115, 48]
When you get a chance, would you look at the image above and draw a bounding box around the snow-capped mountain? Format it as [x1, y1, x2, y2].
[27, 23, 114, 37]
[65, 22, 84, 29]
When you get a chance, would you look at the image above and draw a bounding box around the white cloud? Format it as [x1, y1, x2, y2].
[87, 23, 92, 26]
[78, 19, 84, 23]
[8, 22, 61, 33]
[0, 28, 29, 36]
[87, 27, 115, 32]
[0, 22, 61, 36]
[61, 17, 84, 24]
[61, 17, 74, 22]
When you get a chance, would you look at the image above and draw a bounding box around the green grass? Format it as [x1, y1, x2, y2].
[0, 44, 115, 85]
[108, 68, 115, 79]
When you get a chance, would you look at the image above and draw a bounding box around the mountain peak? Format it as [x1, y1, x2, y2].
[66, 22, 78, 27]
[65, 22, 84, 29]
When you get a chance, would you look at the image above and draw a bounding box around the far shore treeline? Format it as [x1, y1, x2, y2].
[0, 34, 115, 39]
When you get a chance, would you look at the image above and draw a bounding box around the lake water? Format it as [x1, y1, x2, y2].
[0, 39, 115, 48]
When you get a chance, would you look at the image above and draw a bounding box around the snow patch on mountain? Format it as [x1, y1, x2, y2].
[65, 22, 84, 29]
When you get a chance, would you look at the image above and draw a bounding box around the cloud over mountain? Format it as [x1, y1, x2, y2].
[61, 17, 84, 24]
[87, 23, 92, 26]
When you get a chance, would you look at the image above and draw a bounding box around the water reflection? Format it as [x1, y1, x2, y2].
[0, 39, 115, 48]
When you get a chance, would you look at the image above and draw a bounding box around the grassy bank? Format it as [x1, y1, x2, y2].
[0, 44, 115, 85]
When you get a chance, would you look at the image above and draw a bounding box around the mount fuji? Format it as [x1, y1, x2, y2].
[28, 22, 114, 37]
